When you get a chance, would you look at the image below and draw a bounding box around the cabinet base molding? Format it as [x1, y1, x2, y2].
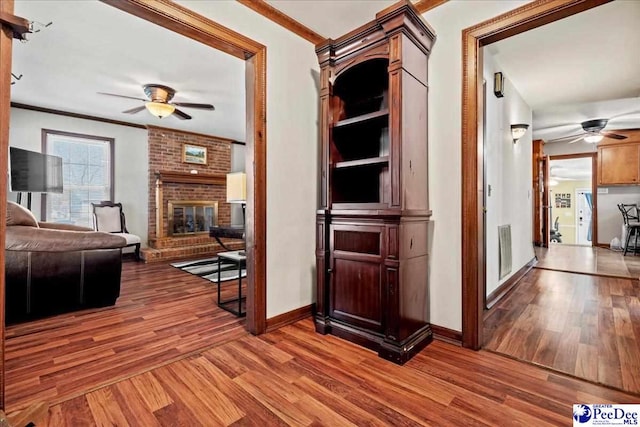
[315, 317, 433, 365]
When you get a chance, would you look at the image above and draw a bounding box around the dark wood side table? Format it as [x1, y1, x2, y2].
[216, 250, 246, 317]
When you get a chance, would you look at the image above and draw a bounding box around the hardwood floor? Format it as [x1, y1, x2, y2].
[484, 268, 640, 394]
[535, 245, 640, 279]
[8, 261, 639, 425]
[6, 318, 633, 426]
[5, 260, 248, 412]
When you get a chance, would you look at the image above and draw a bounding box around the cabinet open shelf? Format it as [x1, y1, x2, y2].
[334, 156, 389, 169]
[333, 109, 389, 129]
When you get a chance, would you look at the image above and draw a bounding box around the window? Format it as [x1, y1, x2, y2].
[43, 130, 114, 228]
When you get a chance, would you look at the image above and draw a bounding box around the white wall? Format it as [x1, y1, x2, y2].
[422, 1, 528, 331]
[483, 52, 534, 298]
[177, 1, 320, 318]
[8, 108, 149, 246]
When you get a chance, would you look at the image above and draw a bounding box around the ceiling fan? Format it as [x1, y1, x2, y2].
[546, 118, 630, 144]
[98, 84, 215, 120]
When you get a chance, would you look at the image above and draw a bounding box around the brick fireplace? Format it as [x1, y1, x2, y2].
[141, 126, 244, 262]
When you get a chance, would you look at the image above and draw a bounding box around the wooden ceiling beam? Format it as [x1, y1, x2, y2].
[236, 0, 325, 45]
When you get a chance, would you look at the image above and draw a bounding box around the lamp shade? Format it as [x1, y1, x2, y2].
[226, 172, 246, 203]
[145, 102, 175, 119]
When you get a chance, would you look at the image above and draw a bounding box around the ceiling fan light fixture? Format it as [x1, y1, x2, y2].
[145, 102, 175, 119]
[584, 134, 603, 144]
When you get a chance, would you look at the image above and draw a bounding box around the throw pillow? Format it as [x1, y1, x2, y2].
[6, 201, 39, 227]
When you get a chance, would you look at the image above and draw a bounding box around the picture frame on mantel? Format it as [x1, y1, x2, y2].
[183, 144, 207, 165]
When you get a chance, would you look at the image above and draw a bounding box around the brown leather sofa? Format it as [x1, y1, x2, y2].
[5, 201, 127, 324]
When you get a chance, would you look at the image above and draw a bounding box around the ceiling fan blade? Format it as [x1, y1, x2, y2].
[566, 136, 586, 144]
[122, 105, 146, 114]
[173, 108, 192, 120]
[546, 132, 586, 143]
[171, 102, 215, 110]
[602, 132, 627, 140]
[98, 92, 147, 102]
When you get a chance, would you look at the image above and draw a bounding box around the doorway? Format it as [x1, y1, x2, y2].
[462, 0, 640, 396]
[461, 0, 615, 351]
[0, 0, 267, 411]
[547, 155, 595, 246]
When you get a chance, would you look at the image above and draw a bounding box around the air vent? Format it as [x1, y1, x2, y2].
[498, 225, 512, 279]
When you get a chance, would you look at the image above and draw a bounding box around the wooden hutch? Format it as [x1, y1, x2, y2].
[314, 1, 436, 364]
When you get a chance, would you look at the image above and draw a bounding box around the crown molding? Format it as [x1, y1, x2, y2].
[236, 0, 325, 44]
[414, 0, 449, 14]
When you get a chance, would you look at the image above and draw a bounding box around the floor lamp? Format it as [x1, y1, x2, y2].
[226, 172, 246, 255]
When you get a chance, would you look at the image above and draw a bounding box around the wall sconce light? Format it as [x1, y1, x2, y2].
[494, 72, 504, 98]
[511, 124, 529, 143]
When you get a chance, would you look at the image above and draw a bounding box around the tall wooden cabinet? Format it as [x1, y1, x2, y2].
[315, 1, 435, 364]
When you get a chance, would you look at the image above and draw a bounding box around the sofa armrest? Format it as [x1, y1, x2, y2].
[38, 222, 93, 232]
[6, 226, 126, 252]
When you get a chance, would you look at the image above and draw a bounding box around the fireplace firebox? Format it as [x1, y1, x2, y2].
[168, 200, 218, 237]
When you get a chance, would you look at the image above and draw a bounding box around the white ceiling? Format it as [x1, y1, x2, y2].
[533, 97, 640, 141]
[487, 0, 640, 143]
[550, 157, 592, 181]
[11, 0, 246, 141]
[488, 1, 640, 111]
[266, 0, 397, 40]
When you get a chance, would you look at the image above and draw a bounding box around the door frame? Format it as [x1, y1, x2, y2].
[575, 187, 593, 246]
[0, 0, 268, 409]
[549, 153, 598, 246]
[461, 0, 612, 349]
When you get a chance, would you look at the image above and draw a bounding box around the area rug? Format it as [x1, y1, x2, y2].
[171, 257, 247, 283]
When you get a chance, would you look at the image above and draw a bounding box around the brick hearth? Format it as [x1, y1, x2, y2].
[143, 126, 239, 262]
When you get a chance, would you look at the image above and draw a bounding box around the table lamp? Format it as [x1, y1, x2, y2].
[226, 172, 246, 255]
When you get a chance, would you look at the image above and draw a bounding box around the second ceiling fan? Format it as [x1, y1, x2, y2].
[98, 84, 215, 120]
[545, 117, 636, 144]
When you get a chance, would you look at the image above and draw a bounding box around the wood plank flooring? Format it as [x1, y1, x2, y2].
[9, 318, 637, 426]
[484, 268, 640, 394]
[5, 260, 248, 412]
[535, 245, 640, 279]
[8, 261, 640, 425]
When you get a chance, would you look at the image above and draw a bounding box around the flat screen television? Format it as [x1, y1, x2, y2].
[9, 147, 63, 193]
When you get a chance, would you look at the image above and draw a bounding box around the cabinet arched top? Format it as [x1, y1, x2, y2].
[333, 44, 390, 78]
[333, 58, 389, 100]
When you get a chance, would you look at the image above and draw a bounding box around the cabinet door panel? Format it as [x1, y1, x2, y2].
[330, 258, 383, 332]
[598, 145, 640, 185]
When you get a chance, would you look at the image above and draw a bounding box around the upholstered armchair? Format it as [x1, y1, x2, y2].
[92, 201, 141, 261]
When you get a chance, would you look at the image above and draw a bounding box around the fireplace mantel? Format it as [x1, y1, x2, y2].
[155, 170, 225, 185]
[155, 170, 226, 239]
